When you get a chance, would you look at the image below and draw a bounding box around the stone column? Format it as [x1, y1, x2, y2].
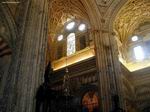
[93, 29, 124, 112]
[1, 0, 49, 112]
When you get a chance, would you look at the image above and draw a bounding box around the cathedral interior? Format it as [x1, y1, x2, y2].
[0, 0, 150, 112]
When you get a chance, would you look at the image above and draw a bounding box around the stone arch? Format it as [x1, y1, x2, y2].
[105, 0, 128, 33]
[102, 0, 129, 63]
[0, 4, 17, 50]
[0, 37, 12, 98]
[80, 0, 102, 30]
[0, 3, 17, 102]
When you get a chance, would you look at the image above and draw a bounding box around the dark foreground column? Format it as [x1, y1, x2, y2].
[1, 0, 49, 112]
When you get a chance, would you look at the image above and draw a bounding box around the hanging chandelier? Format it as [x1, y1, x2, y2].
[62, 57, 72, 112]
[63, 67, 71, 96]
[63, 57, 71, 96]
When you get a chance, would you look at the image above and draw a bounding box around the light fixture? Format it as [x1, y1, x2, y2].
[66, 21, 75, 30]
[134, 46, 144, 60]
[131, 35, 138, 41]
[57, 35, 63, 41]
[78, 23, 86, 31]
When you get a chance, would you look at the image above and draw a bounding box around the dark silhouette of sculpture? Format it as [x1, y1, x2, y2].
[112, 95, 125, 112]
[35, 62, 79, 112]
[35, 62, 52, 112]
[44, 62, 52, 84]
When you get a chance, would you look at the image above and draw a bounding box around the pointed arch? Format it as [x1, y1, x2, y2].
[80, 0, 102, 30]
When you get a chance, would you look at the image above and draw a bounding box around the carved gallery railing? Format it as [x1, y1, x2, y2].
[52, 46, 95, 70]
[49, 56, 97, 87]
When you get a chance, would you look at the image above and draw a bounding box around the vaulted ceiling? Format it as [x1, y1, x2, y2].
[114, 0, 150, 45]
[49, 0, 88, 37]
[48, 0, 90, 62]
[113, 0, 150, 110]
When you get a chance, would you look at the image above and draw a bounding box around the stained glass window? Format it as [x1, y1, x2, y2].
[67, 33, 76, 56]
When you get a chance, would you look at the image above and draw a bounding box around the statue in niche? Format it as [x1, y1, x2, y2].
[35, 62, 53, 112]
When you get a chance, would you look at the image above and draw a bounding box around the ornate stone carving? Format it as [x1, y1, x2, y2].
[95, 0, 113, 6]
[49, 0, 88, 36]
[114, 0, 150, 44]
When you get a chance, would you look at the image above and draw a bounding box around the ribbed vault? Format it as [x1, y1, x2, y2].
[49, 0, 89, 37]
[114, 0, 150, 45]
[48, 0, 90, 62]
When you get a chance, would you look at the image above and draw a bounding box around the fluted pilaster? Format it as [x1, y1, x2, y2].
[93, 29, 124, 112]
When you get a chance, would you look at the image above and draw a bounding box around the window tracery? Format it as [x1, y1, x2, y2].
[67, 33, 76, 56]
[55, 19, 89, 60]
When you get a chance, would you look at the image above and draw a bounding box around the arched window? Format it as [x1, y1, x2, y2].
[55, 19, 89, 60]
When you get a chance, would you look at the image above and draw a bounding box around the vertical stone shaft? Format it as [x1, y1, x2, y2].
[1, 0, 49, 112]
[94, 30, 123, 112]
[15, 0, 49, 112]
